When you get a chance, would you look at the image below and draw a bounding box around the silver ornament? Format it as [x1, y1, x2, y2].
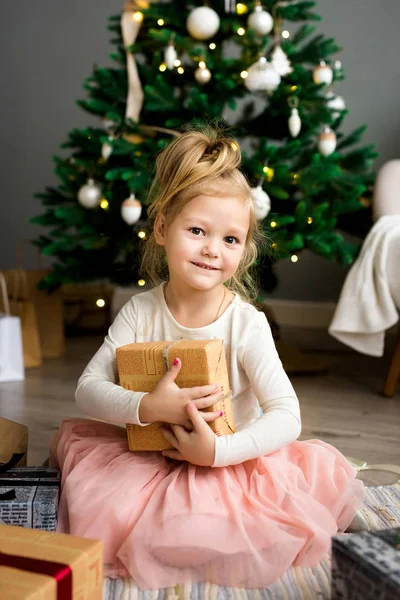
[288, 108, 301, 137]
[77, 178, 102, 209]
[101, 136, 114, 160]
[318, 127, 337, 157]
[247, 5, 273, 36]
[250, 185, 271, 220]
[245, 57, 281, 95]
[195, 64, 212, 84]
[187, 6, 220, 40]
[165, 44, 178, 70]
[270, 45, 293, 76]
[121, 193, 142, 225]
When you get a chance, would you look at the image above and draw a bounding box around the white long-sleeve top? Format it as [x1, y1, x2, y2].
[76, 283, 301, 467]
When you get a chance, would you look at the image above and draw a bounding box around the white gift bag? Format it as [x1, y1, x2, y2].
[0, 273, 25, 382]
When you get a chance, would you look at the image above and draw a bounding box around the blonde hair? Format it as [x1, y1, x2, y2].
[140, 124, 268, 303]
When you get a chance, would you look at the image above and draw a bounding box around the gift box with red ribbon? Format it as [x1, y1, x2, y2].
[0, 524, 103, 599]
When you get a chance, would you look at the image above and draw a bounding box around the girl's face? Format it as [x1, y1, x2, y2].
[155, 194, 251, 292]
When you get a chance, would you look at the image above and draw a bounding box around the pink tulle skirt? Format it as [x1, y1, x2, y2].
[50, 418, 364, 590]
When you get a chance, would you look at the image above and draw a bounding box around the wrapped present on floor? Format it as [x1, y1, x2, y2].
[117, 339, 235, 451]
[0, 523, 103, 599]
[0, 416, 28, 467]
[331, 527, 400, 599]
[0, 467, 60, 531]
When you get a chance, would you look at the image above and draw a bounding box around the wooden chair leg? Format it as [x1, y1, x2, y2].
[383, 325, 400, 397]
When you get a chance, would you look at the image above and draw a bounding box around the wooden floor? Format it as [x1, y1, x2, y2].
[0, 328, 399, 486]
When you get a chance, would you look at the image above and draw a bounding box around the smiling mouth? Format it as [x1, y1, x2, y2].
[192, 262, 219, 271]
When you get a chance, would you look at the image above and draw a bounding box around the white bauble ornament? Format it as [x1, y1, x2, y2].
[102, 118, 115, 131]
[247, 5, 273, 36]
[326, 91, 346, 118]
[288, 108, 301, 137]
[318, 127, 337, 156]
[244, 57, 281, 95]
[121, 193, 142, 225]
[165, 44, 178, 70]
[187, 6, 220, 41]
[270, 45, 293, 76]
[101, 136, 114, 160]
[77, 178, 102, 209]
[195, 63, 212, 84]
[250, 185, 271, 220]
[313, 61, 333, 86]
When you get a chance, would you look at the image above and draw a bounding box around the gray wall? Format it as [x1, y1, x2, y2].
[1, 1, 399, 301]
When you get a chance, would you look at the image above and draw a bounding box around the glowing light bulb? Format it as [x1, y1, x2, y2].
[138, 231, 146, 239]
[291, 254, 299, 262]
[263, 166, 274, 181]
[236, 3, 248, 15]
[240, 70, 248, 79]
[177, 66, 184, 74]
[237, 27, 246, 36]
[133, 11, 143, 22]
[199, 60, 206, 69]
[290, 85, 297, 92]
[209, 42, 216, 50]
[174, 59, 181, 67]
[270, 221, 277, 228]
[96, 299, 106, 308]
[282, 30, 290, 39]
[157, 18, 164, 26]
[307, 217, 313, 224]
[138, 279, 146, 286]
[159, 63, 167, 72]
[100, 199, 109, 209]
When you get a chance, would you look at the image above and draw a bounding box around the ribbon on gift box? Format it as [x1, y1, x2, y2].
[0, 550, 72, 599]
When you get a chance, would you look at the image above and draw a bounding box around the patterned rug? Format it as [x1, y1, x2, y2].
[103, 481, 400, 600]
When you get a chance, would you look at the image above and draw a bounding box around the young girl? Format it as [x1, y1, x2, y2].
[51, 126, 365, 590]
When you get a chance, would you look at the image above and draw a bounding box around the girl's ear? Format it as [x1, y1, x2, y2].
[154, 214, 166, 245]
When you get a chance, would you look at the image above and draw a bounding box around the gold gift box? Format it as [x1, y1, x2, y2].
[0, 524, 103, 600]
[116, 339, 235, 451]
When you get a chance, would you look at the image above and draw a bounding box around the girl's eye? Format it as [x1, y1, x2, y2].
[225, 236, 239, 245]
[189, 227, 204, 236]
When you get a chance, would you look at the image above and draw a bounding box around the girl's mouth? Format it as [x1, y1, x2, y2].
[192, 262, 219, 271]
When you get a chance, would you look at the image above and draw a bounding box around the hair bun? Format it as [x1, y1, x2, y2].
[200, 136, 241, 170]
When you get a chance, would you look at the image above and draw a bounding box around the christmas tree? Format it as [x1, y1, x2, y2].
[31, 0, 378, 292]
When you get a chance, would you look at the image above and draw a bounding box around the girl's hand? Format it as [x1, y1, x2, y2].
[160, 403, 216, 466]
[139, 358, 223, 429]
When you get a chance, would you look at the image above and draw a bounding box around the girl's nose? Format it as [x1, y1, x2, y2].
[201, 240, 219, 257]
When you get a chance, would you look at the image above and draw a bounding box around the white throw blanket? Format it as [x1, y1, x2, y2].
[329, 215, 400, 356]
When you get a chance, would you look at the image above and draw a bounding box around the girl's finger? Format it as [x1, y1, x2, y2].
[185, 402, 207, 432]
[160, 427, 178, 448]
[188, 384, 219, 400]
[194, 390, 224, 409]
[162, 450, 185, 461]
[202, 410, 223, 422]
[171, 423, 187, 442]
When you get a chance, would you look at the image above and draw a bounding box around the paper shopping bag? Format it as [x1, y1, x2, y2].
[0, 416, 28, 467]
[7, 241, 65, 359]
[0, 273, 25, 383]
[23, 269, 65, 359]
[0, 270, 42, 368]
